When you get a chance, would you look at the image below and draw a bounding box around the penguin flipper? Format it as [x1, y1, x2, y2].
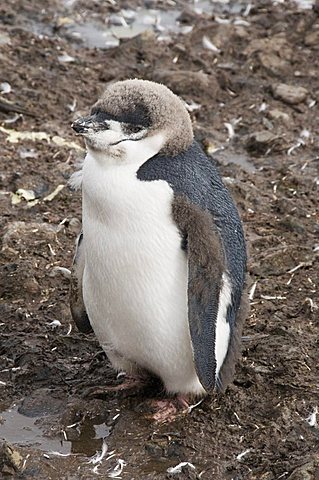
[172, 195, 226, 393]
[70, 232, 93, 334]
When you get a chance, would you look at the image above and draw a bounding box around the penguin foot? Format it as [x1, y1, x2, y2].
[147, 396, 190, 423]
[84, 375, 148, 398]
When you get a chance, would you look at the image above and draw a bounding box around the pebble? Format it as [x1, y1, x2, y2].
[267, 108, 291, 124]
[287, 459, 319, 480]
[304, 30, 319, 47]
[272, 83, 308, 105]
[259, 52, 289, 75]
[245, 130, 279, 155]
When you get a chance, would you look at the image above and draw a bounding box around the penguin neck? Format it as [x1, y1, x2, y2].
[86, 131, 166, 169]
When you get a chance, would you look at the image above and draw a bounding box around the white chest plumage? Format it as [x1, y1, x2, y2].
[81, 150, 205, 396]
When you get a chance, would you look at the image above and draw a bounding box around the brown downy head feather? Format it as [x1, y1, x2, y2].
[93, 79, 194, 156]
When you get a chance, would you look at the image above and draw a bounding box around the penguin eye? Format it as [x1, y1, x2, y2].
[125, 124, 144, 135]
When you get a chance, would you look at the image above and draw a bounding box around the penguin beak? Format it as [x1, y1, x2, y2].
[72, 116, 94, 135]
[72, 115, 108, 135]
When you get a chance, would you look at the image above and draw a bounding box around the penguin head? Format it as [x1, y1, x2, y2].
[72, 79, 194, 162]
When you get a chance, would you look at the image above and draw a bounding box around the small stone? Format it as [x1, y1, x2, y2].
[0, 442, 23, 474]
[287, 459, 319, 480]
[245, 131, 280, 155]
[304, 30, 319, 47]
[272, 83, 308, 105]
[259, 52, 289, 75]
[268, 108, 291, 124]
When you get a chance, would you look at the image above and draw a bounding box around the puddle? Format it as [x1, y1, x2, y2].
[293, 0, 315, 8]
[24, 1, 254, 49]
[0, 406, 110, 457]
[64, 9, 182, 49]
[16, 0, 317, 50]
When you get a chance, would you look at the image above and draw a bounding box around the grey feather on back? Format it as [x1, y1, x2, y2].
[70, 233, 93, 334]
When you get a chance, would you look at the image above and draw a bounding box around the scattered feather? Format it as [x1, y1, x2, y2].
[234, 19, 250, 26]
[66, 324, 73, 336]
[48, 451, 72, 457]
[68, 99, 77, 112]
[243, 3, 253, 16]
[202, 35, 220, 53]
[306, 407, 318, 427]
[184, 100, 201, 112]
[3, 113, 21, 124]
[287, 129, 309, 155]
[43, 184, 65, 202]
[259, 102, 268, 112]
[58, 53, 76, 63]
[48, 243, 56, 256]
[187, 399, 204, 413]
[0, 82, 11, 94]
[288, 262, 306, 274]
[260, 295, 286, 300]
[286, 274, 294, 285]
[180, 26, 193, 34]
[300, 128, 310, 138]
[249, 281, 258, 301]
[66, 422, 79, 430]
[51, 266, 71, 278]
[108, 459, 126, 478]
[224, 122, 235, 139]
[214, 16, 231, 25]
[304, 297, 318, 312]
[89, 440, 109, 465]
[48, 320, 62, 329]
[236, 449, 251, 461]
[167, 462, 195, 474]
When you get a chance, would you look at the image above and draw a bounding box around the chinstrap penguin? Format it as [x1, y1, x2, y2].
[70, 79, 247, 415]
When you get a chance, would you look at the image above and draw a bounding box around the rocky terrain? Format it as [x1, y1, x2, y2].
[0, 0, 318, 478]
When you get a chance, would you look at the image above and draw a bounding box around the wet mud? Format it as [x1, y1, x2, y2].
[0, 0, 319, 478]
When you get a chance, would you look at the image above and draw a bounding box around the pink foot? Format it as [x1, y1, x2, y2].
[85, 375, 147, 398]
[147, 396, 190, 423]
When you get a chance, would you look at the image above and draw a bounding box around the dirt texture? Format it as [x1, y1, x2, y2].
[0, 0, 319, 479]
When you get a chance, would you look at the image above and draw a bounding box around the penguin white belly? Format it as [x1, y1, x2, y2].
[82, 157, 205, 396]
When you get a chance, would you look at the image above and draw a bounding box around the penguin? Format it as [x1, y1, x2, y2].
[70, 79, 247, 405]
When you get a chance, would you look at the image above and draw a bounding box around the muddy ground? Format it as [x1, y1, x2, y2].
[0, 0, 319, 478]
